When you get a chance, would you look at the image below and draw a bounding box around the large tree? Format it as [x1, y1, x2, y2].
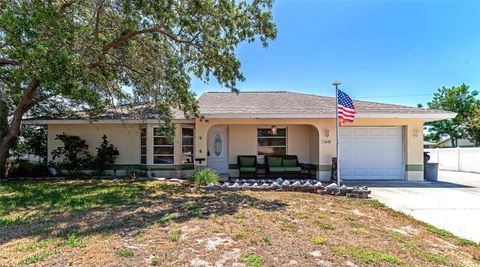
[426, 84, 479, 147]
[0, 0, 277, 178]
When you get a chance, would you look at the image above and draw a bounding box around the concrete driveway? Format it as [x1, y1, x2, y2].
[346, 170, 480, 242]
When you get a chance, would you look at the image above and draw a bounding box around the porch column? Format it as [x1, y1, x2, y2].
[194, 118, 209, 169]
[316, 120, 336, 181]
[405, 122, 424, 181]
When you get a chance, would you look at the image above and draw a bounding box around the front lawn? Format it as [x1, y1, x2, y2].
[0, 180, 479, 266]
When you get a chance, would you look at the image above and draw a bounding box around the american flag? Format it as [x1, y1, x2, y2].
[337, 89, 356, 126]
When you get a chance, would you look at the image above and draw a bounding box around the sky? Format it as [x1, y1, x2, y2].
[191, 0, 480, 107]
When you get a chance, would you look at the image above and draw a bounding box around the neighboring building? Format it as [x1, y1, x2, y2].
[423, 141, 436, 149]
[26, 91, 455, 181]
[436, 138, 475, 148]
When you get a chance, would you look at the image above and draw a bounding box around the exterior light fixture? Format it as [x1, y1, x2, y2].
[270, 125, 278, 135]
[324, 129, 330, 138]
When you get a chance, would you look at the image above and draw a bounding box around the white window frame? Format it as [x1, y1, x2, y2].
[181, 126, 195, 164]
[152, 127, 175, 165]
[140, 127, 147, 164]
[257, 127, 288, 156]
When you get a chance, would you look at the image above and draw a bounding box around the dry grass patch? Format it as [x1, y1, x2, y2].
[1, 180, 479, 266]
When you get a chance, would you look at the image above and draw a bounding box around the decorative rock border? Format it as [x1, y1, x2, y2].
[204, 178, 371, 198]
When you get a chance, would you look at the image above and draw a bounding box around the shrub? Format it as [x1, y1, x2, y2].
[7, 160, 49, 178]
[190, 168, 219, 186]
[51, 133, 92, 175]
[93, 135, 119, 176]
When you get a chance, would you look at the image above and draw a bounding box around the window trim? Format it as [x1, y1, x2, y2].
[152, 126, 175, 165]
[140, 128, 147, 164]
[257, 127, 288, 156]
[181, 126, 195, 164]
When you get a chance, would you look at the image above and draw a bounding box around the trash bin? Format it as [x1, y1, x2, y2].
[424, 163, 439, 182]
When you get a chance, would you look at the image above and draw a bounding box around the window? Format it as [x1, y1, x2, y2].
[182, 128, 194, 163]
[153, 127, 174, 164]
[257, 128, 287, 155]
[140, 128, 146, 164]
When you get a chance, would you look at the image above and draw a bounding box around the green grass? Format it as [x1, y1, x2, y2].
[459, 238, 479, 246]
[426, 224, 453, 237]
[363, 199, 385, 208]
[185, 203, 202, 217]
[261, 236, 272, 246]
[168, 229, 182, 242]
[241, 252, 264, 267]
[318, 221, 335, 230]
[423, 252, 449, 265]
[21, 249, 55, 264]
[156, 215, 174, 224]
[150, 256, 160, 265]
[234, 230, 247, 239]
[63, 233, 85, 248]
[116, 247, 134, 257]
[0, 180, 165, 229]
[16, 238, 56, 252]
[333, 246, 403, 265]
[310, 236, 326, 245]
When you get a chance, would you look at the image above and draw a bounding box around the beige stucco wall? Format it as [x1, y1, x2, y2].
[195, 117, 425, 181]
[47, 123, 142, 164]
[227, 124, 315, 165]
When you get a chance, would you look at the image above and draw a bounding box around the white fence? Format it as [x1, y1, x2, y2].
[425, 147, 480, 173]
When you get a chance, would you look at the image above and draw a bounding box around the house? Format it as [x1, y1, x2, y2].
[26, 91, 455, 181]
[436, 138, 476, 148]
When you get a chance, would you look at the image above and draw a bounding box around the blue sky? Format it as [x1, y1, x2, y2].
[192, 0, 480, 107]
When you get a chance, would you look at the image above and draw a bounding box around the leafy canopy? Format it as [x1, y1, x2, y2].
[0, 0, 277, 177]
[426, 84, 479, 147]
[0, 0, 276, 116]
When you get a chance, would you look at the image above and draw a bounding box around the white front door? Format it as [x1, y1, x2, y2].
[207, 126, 228, 173]
[339, 127, 404, 180]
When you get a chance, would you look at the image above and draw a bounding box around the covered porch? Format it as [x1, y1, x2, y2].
[194, 118, 335, 181]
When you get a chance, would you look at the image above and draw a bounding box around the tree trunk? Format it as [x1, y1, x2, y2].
[0, 78, 40, 179]
[450, 136, 456, 147]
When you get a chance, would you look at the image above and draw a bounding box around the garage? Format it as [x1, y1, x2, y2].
[339, 127, 404, 180]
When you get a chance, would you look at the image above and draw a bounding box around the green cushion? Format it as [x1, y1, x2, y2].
[269, 167, 285, 172]
[240, 167, 256, 172]
[283, 159, 297, 167]
[239, 157, 255, 167]
[284, 167, 301, 172]
[268, 157, 283, 167]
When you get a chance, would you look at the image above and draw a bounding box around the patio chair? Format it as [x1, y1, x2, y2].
[265, 155, 302, 178]
[237, 155, 258, 179]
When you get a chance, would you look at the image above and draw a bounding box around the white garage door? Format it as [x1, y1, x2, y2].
[339, 127, 404, 180]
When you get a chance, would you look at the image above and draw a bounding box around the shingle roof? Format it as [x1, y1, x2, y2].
[198, 91, 455, 119]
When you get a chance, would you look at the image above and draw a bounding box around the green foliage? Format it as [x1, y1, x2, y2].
[20, 126, 48, 163]
[150, 256, 160, 266]
[426, 84, 480, 147]
[51, 133, 92, 175]
[7, 160, 49, 178]
[93, 135, 119, 175]
[261, 236, 272, 245]
[426, 224, 453, 237]
[234, 230, 247, 239]
[0, 0, 277, 178]
[310, 236, 326, 245]
[116, 248, 134, 257]
[191, 168, 219, 186]
[241, 252, 264, 267]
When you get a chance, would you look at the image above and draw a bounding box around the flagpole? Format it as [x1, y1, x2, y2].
[333, 80, 341, 187]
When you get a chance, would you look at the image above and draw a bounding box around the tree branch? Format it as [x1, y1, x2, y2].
[88, 27, 195, 68]
[0, 58, 20, 66]
[59, 0, 76, 13]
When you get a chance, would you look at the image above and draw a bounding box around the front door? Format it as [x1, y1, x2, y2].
[207, 126, 228, 173]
